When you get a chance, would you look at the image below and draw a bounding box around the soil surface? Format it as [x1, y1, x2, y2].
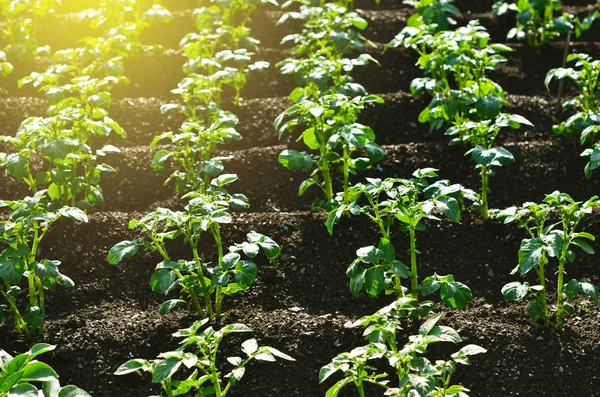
[1, 1, 600, 397]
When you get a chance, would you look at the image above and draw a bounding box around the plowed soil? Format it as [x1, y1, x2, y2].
[1, 1, 599, 396]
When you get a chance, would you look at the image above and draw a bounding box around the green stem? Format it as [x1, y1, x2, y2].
[212, 225, 224, 318]
[0, 288, 30, 339]
[356, 378, 365, 397]
[192, 245, 213, 318]
[481, 165, 489, 221]
[556, 256, 567, 329]
[409, 227, 418, 299]
[343, 148, 350, 202]
[537, 253, 549, 319]
[320, 158, 334, 202]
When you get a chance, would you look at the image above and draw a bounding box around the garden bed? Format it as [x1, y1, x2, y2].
[1, 1, 600, 396]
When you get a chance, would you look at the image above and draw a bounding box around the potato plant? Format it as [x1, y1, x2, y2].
[0, 0, 58, 61]
[108, 191, 279, 319]
[0, 343, 91, 396]
[391, 21, 512, 131]
[492, 0, 574, 46]
[0, 191, 88, 338]
[328, 169, 476, 309]
[496, 192, 600, 328]
[446, 113, 533, 220]
[320, 311, 486, 396]
[546, 53, 600, 178]
[115, 319, 294, 397]
[78, 0, 172, 55]
[275, 93, 385, 203]
[404, 0, 460, 32]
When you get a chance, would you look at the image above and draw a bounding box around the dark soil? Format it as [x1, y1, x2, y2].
[1, 1, 600, 397]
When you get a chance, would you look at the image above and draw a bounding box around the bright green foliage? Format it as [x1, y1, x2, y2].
[546, 53, 600, 178]
[277, 2, 376, 99]
[0, 0, 58, 61]
[0, 191, 87, 337]
[446, 113, 533, 220]
[275, 93, 385, 203]
[492, 0, 574, 47]
[320, 311, 486, 396]
[404, 0, 460, 32]
[108, 192, 279, 319]
[78, 0, 172, 55]
[0, 343, 91, 397]
[495, 191, 600, 328]
[391, 21, 512, 131]
[0, 109, 123, 209]
[328, 169, 476, 308]
[152, 105, 242, 194]
[115, 319, 294, 397]
[276, 0, 383, 206]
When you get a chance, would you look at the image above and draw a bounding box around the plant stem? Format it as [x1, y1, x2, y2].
[537, 253, 549, 319]
[356, 379, 365, 397]
[481, 165, 489, 221]
[343, 148, 350, 202]
[212, 225, 225, 318]
[409, 227, 418, 299]
[192, 245, 213, 318]
[0, 288, 30, 339]
[556, 256, 567, 329]
[320, 158, 334, 201]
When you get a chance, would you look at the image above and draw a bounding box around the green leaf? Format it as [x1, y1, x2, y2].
[580, 279, 599, 305]
[57, 386, 91, 397]
[518, 238, 544, 275]
[21, 362, 58, 382]
[7, 383, 39, 397]
[58, 207, 88, 223]
[159, 299, 183, 315]
[152, 358, 182, 383]
[572, 238, 594, 254]
[114, 359, 148, 375]
[356, 245, 378, 264]
[364, 267, 386, 297]
[435, 196, 460, 222]
[440, 281, 472, 309]
[475, 96, 501, 119]
[501, 282, 529, 301]
[278, 150, 312, 171]
[325, 378, 352, 397]
[234, 260, 258, 289]
[108, 240, 138, 265]
[564, 279, 581, 300]
[150, 269, 177, 294]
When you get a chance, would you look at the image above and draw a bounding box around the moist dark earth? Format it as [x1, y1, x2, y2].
[1, 0, 600, 396]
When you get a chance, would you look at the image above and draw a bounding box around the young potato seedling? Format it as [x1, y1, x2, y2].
[115, 319, 294, 397]
[492, 0, 574, 47]
[276, 93, 385, 204]
[0, 343, 91, 397]
[392, 21, 512, 131]
[328, 169, 476, 308]
[404, 0, 460, 33]
[320, 312, 486, 396]
[446, 113, 533, 220]
[546, 53, 600, 178]
[108, 191, 279, 319]
[495, 192, 600, 328]
[0, 191, 88, 338]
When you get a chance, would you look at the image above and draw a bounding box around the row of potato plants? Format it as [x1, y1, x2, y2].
[0, 1, 171, 395]
[396, 2, 599, 326]
[274, 1, 489, 395]
[0, 0, 61, 93]
[271, 1, 600, 394]
[108, 1, 296, 395]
